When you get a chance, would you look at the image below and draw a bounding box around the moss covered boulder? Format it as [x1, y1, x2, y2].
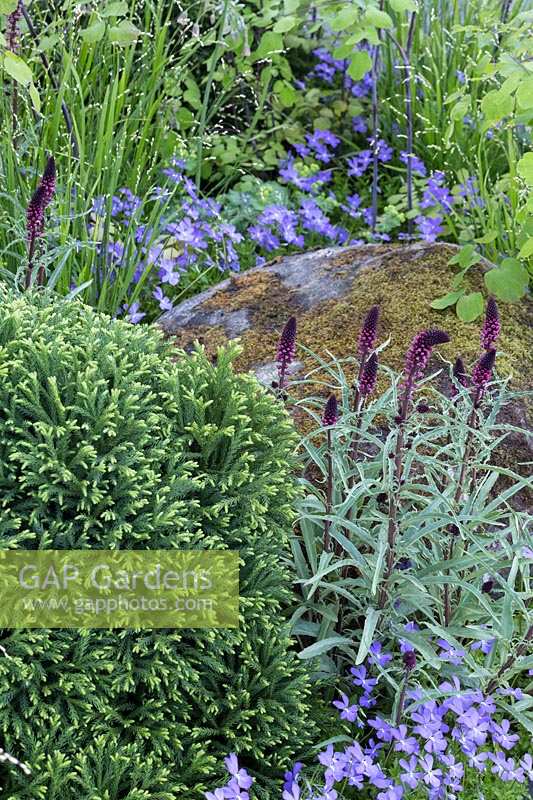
[159, 242, 532, 395]
[159, 243, 532, 503]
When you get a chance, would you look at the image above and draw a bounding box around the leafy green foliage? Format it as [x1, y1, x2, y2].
[288, 345, 532, 720]
[0, 287, 315, 798]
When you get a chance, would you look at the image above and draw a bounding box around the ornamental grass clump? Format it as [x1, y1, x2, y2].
[0, 287, 315, 799]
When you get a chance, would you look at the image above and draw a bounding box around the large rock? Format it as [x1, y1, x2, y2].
[159, 242, 532, 507]
[159, 242, 532, 393]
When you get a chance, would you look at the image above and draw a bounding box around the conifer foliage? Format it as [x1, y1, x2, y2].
[0, 287, 314, 799]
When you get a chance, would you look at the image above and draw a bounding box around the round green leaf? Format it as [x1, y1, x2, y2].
[475, 230, 498, 244]
[481, 88, 514, 123]
[518, 237, 533, 258]
[38, 34, 62, 52]
[0, 0, 19, 12]
[101, 1, 129, 16]
[108, 20, 141, 44]
[254, 31, 284, 60]
[2, 52, 33, 86]
[348, 50, 372, 81]
[451, 97, 470, 121]
[273, 16, 297, 32]
[517, 152, 533, 185]
[430, 290, 464, 310]
[80, 21, 106, 43]
[456, 292, 484, 322]
[330, 6, 359, 31]
[484, 262, 529, 302]
[274, 79, 297, 107]
[364, 8, 394, 27]
[516, 77, 533, 110]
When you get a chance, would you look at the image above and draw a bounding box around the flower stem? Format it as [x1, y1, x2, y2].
[386, 12, 417, 234]
[370, 0, 385, 232]
[485, 624, 532, 695]
[395, 671, 408, 726]
[20, 3, 79, 160]
[443, 389, 481, 626]
[324, 429, 333, 552]
[25, 235, 36, 289]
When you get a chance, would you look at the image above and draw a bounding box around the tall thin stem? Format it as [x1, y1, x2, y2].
[324, 429, 333, 552]
[443, 388, 481, 626]
[25, 236, 36, 289]
[195, 0, 229, 188]
[370, 0, 385, 233]
[20, 3, 79, 160]
[501, 0, 513, 25]
[485, 624, 533, 695]
[370, 45, 381, 233]
[377, 371, 415, 609]
[347, 352, 368, 472]
[387, 12, 417, 234]
[494, 0, 513, 59]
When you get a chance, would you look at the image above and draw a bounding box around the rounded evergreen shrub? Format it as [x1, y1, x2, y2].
[0, 287, 315, 799]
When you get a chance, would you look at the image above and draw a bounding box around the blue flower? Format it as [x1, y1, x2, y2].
[224, 753, 253, 790]
[420, 172, 454, 212]
[340, 193, 362, 218]
[352, 115, 367, 133]
[332, 692, 358, 722]
[249, 225, 280, 252]
[415, 214, 444, 243]
[123, 301, 145, 324]
[153, 286, 173, 312]
[437, 639, 465, 666]
[400, 151, 426, 176]
[368, 137, 393, 162]
[347, 149, 372, 177]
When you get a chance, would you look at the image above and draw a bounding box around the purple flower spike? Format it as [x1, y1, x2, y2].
[452, 356, 468, 391]
[276, 316, 297, 394]
[27, 185, 47, 241]
[360, 352, 378, 396]
[358, 305, 380, 355]
[472, 348, 496, 388]
[404, 329, 450, 380]
[26, 157, 56, 242]
[322, 394, 338, 427]
[277, 316, 297, 368]
[7, 1, 23, 52]
[40, 157, 56, 206]
[481, 297, 500, 350]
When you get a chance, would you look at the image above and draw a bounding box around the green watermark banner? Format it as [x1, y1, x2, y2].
[0, 550, 239, 629]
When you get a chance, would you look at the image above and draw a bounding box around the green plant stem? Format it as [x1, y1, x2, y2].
[346, 353, 368, 512]
[370, 0, 385, 232]
[20, 2, 79, 160]
[378, 425, 404, 609]
[195, 0, 230, 189]
[387, 12, 417, 233]
[485, 623, 532, 695]
[395, 667, 410, 726]
[378, 374, 414, 609]
[443, 388, 481, 626]
[24, 236, 36, 289]
[324, 429, 333, 552]
[12, 85, 19, 145]
[37, 261, 46, 287]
